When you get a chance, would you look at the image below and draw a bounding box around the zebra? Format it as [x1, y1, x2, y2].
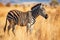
[4, 10, 34, 35]
[4, 3, 48, 35]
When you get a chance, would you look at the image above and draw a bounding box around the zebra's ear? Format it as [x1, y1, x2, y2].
[40, 3, 43, 8]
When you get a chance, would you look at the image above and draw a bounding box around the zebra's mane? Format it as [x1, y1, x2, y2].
[31, 3, 41, 10]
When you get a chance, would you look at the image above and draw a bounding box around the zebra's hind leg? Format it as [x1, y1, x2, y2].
[12, 24, 16, 35]
[7, 23, 16, 35]
[7, 24, 16, 35]
[8, 25, 11, 35]
[7, 19, 16, 35]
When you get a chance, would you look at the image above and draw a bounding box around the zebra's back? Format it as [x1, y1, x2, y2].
[7, 10, 20, 24]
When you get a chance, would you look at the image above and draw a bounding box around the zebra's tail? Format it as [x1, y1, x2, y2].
[4, 18, 7, 32]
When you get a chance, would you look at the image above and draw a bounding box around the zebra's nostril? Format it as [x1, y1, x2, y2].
[45, 14, 48, 19]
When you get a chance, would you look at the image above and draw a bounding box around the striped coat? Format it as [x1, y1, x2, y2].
[4, 10, 35, 35]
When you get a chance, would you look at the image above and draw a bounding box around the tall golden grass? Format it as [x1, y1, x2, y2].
[0, 4, 60, 40]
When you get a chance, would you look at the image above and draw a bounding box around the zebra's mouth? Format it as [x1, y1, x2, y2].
[45, 14, 48, 19]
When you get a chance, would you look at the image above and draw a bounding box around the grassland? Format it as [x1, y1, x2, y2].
[0, 4, 60, 40]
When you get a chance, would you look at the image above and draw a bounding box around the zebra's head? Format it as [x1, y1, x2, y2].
[31, 3, 48, 19]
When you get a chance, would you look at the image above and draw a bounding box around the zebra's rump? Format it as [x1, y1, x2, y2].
[7, 10, 20, 24]
[7, 10, 29, 26]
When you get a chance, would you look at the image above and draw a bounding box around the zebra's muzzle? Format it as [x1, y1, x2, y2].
[45, 14, 48, 19]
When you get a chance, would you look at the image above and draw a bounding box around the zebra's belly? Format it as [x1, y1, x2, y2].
[19, 19, 28, 26]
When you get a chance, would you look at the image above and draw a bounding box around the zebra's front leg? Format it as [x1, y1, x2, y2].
[27, 23, 30, 33]
[26, 23, 33, 34]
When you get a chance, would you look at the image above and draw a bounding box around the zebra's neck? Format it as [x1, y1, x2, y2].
[31, 8, 39, 19]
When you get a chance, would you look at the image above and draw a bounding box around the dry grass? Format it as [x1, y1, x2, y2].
[0, 4, 60, 40]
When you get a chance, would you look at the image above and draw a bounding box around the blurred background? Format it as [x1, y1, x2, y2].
[0, 0, 60, 40]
